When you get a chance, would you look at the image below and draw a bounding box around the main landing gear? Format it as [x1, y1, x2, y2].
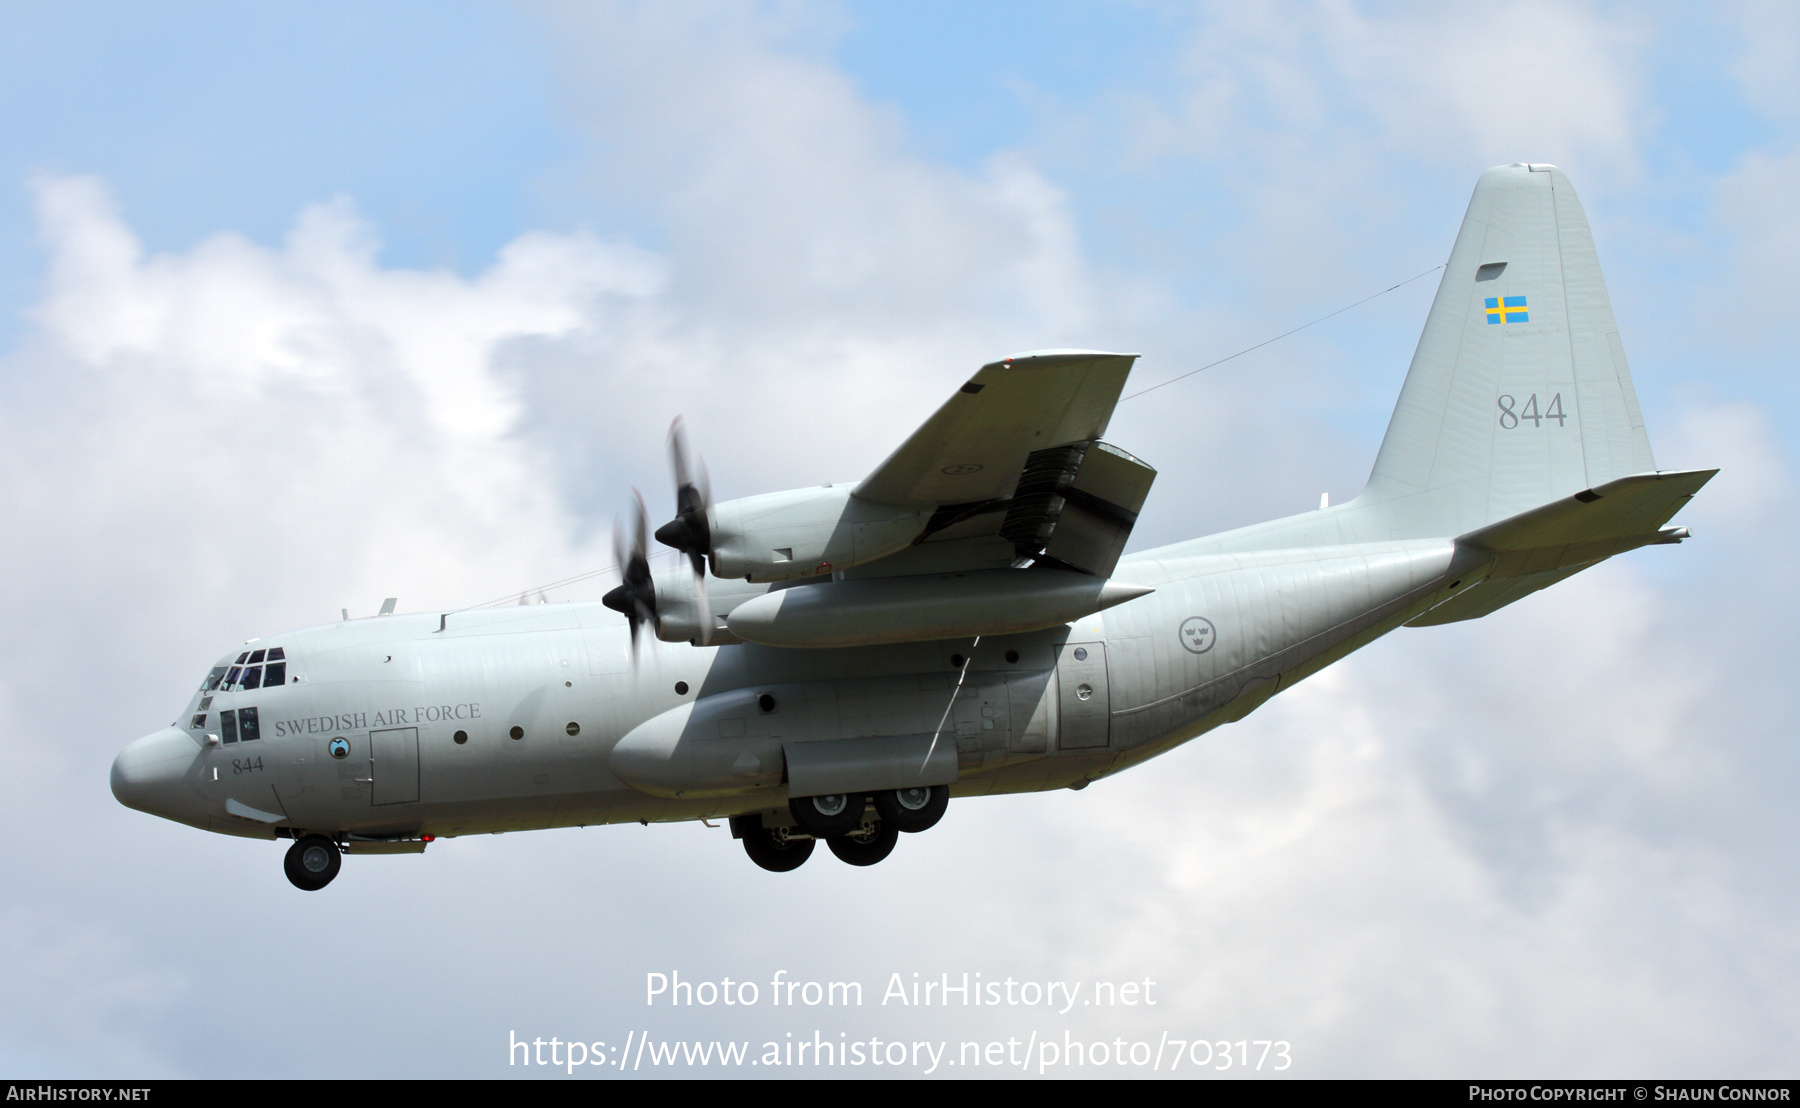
[732, 786, 950, 872]
[827, 820, 898, 866]
[283, 834, 342, 891]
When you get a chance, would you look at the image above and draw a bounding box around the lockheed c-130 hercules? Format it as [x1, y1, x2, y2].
[112, 164, 1714, 890]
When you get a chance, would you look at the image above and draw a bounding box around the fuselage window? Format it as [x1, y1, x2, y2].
[190, 714, 206, 729]
[221, 709, 238, 744]
[200, 667, 227, 692]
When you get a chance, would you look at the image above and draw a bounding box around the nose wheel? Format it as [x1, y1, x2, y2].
[284, 835, 342, 891]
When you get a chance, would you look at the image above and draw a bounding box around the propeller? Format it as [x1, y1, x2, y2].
[654, 416, 713, 643]
[602, 492, 657, 653]
[655, 417, 712, 574]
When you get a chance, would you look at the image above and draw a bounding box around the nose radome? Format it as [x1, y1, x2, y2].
[111, 727, 200, 815]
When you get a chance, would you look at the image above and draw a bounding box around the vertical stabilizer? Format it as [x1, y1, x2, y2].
[1358, 164, 1655, 537]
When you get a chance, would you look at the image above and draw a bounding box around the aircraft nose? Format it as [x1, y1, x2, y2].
[111, 726, 200, 814]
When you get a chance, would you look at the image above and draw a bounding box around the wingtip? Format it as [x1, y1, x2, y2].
[981, 349, 1140, 372]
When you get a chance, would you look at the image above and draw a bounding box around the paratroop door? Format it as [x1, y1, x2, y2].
[1055, 642, 1110, 750]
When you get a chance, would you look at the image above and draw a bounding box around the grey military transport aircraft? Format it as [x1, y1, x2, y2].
[112, 164, 1713, 889]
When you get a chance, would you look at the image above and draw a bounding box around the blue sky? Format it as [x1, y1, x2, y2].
[1, 0, 1796, 1079]
[0, 2, 567, 327]
[3, 1, 1784, 461]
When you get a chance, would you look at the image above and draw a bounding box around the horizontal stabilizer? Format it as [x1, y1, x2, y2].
[1462, 467, 1715, 573]
[1408, 468, 1714, 626]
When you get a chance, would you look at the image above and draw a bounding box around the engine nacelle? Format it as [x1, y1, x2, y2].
[650, 573, 770, 645]
[708, 484, 928, 583]
[725, 568, 1153, 649]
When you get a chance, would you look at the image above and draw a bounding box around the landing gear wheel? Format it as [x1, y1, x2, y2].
[828, 819, 898, 866]
[736, 820, 816, 873]
[874, 785, 949, 833]
[788, 794, 866, 839]
[284, 835, 342, 891]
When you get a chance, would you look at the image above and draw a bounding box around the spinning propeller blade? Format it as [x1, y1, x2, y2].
[655, 416, 714, 643]
[602, 492, 657, 655]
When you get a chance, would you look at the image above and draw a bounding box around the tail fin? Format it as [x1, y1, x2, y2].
[1358, 164, 1656, 537]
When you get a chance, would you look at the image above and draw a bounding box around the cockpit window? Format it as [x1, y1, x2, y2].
[211, 649, 289, 692]
[219, 708, 260, 742]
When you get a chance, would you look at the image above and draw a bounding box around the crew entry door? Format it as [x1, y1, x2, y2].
[370, 727, 420, 805]
[1055, 642, 1110, 750]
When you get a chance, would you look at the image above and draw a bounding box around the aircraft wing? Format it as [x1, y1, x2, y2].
[831, 350, 1154, 581]
[854, 350, 1138, 506]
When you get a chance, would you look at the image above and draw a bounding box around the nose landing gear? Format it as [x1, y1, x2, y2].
[284, 834, 342, 891]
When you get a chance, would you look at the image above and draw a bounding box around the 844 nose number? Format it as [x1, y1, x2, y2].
[231, 757, 264, 775]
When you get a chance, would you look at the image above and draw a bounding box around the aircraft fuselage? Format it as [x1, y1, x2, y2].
[112, 536, 1466, 843]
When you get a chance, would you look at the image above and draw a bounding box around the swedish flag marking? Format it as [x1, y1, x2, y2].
[1485, 295, 1528, 324]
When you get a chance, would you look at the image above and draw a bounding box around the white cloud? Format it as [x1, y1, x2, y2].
[1140, 0, 1652, 175]
[0, 177, 646, 1065]
[5, 176, 647, 633]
